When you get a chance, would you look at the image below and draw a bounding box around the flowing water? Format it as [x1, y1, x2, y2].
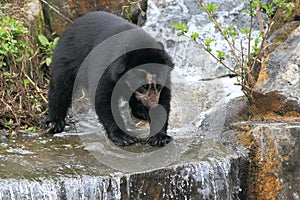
[0, 0, 259, 199]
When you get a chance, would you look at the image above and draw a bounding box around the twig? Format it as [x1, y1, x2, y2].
[250, 11, 275, 72]
[199, 74, 238, 81]
[40, 0, 73, 24]
[183, 32, 241, 76]
[24, 74, 48, 103]
[199, 0, 242, 66]
[240, 39, 245, 88]
[1, 94, 19, 125]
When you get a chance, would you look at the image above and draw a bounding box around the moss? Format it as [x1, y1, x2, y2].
[270, 0, 300, 32]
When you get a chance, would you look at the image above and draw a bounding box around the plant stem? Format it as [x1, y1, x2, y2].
[199, 0, 242, 67]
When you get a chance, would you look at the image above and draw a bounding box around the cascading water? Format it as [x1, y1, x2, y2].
[0, 0, 258, 199]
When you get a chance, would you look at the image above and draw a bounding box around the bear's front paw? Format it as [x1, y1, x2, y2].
[108, 130, 139, 146]
[42, 118, 65, 134]
[147, 132, 172, 147]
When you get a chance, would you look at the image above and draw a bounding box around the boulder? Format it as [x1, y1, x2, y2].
[254, 23, 300, 117]
[232, 122, 300, 200]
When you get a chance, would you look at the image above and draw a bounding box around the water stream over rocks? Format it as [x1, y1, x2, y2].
[0, 0, 258, 199]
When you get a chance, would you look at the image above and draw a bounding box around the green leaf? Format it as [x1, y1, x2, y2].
[251, 37, 260, 55]
[27, 126, 36, 132]
[285, 2, 295, 15]
[172, 21, 188, 36]
[240, 28, 250, 35]
[273, 0, 284, 7]
[206, 3, 217, 13]
[191, 32, 199, 41]
[204, 38, 215, 52]
[38, 34, 49, 46]
[224, 25, 237, 37]
[46, 57, 52, 66]
[205, 38, 215, 47]
[243, 9, 255, 17]
[0, 62, 6, 67]
[261, 4, 275, 17]
[206, 47, 212, 52]
[217, 50, 225, 60]
[4, 71, 11, 77]
[23, 78, 29, 87]
[52, 37, 59, 49]
[5, 119, 14, 129]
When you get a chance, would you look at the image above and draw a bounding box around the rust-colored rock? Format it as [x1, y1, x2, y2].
[248, 127, 282, 200]
[251, 91, 300, 118]
[231, 122, 300, 200]
[254, 23, 300, 119]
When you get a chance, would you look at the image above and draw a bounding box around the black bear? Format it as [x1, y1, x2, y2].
[45, 11, 173, 147]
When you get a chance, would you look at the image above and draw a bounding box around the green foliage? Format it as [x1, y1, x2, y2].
[172, 21, 188, 36]
[176, 0, 295, 104]
[38, 34, 59, 67]
[273, 0, 295, 15]
[204, 38, 215, 52]
[26, 126, 36, 132]
[191, 32, 199, 41]
[261, 3, 276, 17]
[0, 15, 33, 68]
[23, 78, 29, 88]
[216, 50, 225, 61]
[201, 3, 218, 18]
[252, 37, 260, 55]
[283, 2, 294, 16]
[240, 28, 250, 35]
[5, 119, 14, 130]
[0, 13, 49, 133]
[206, 3, 217, 13]
[224, 25, 237, 38]
[3, 71, 14, 83]
[122, 1, 146, 22]
[242, 9, 256, 17]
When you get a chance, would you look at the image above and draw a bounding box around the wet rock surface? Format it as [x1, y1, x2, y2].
[0, 130, 248, 199]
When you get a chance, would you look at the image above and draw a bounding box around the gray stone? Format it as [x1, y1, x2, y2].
[255, 24, 300, 107]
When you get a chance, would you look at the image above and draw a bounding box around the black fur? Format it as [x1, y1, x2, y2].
[45, 11, 173, 147]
